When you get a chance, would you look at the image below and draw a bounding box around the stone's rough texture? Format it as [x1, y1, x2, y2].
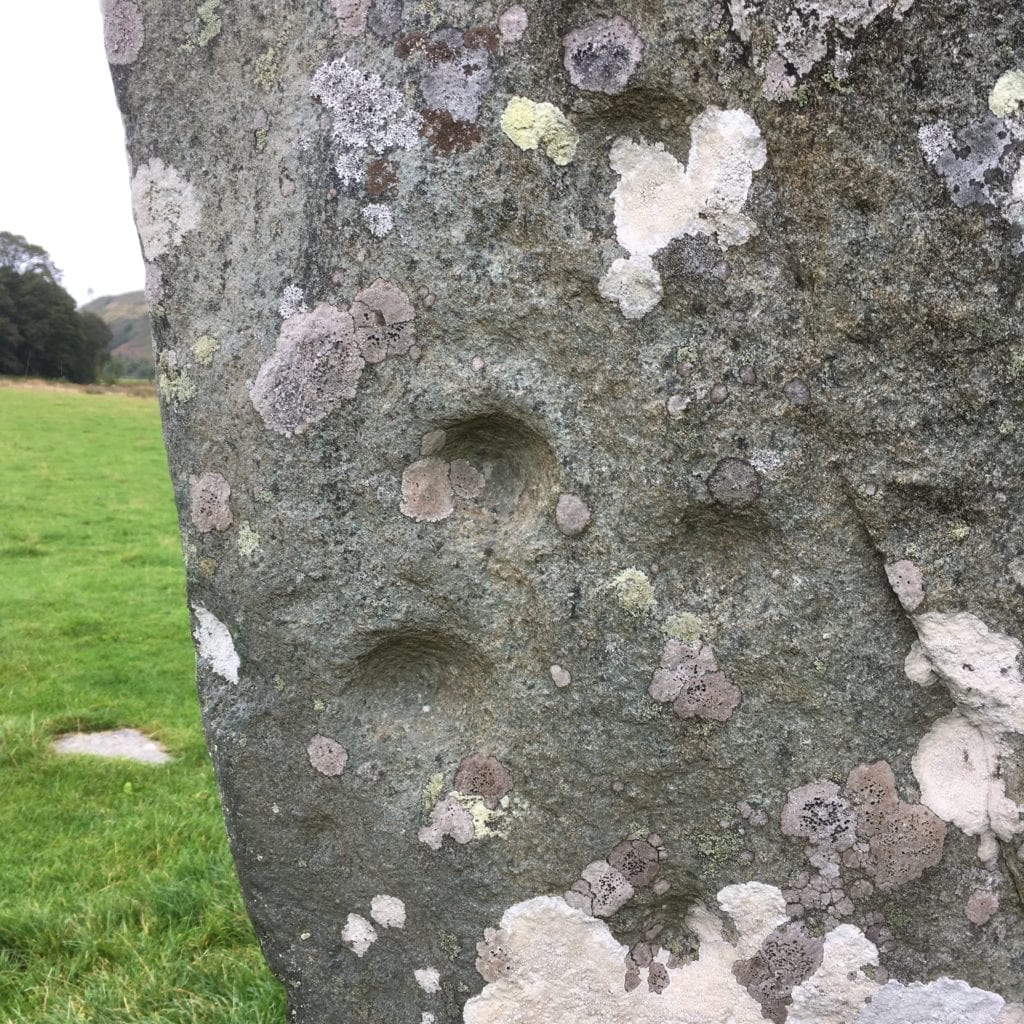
[106, 0, 1024, 1019]
[249, 304, 364, 437]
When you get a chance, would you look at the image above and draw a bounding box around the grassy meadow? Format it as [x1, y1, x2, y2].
[0, 381, 284, 1023]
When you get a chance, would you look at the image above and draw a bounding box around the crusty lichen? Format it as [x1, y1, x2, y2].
[131, 159, 201, 261]
[500, 98, 579, 165]
[612, 568, 656, 616]
[600, 109, 765, 318]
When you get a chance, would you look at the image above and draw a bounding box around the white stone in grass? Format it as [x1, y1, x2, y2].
[52, 727, 172, 764]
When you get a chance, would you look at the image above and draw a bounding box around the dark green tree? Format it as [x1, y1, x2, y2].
[0, 235, 110, 384]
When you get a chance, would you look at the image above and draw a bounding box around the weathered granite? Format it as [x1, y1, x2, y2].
[104, 1, 1024, 1021]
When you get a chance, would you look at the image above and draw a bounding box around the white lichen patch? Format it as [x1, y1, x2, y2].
[500, 98, 579, 166]
[600, 109, 765, 318]
[907, 612, 1024, 853]
[466, 883, 1011, 1024]
[907, 612, 1024, 735]
[361, 203, 394, 238]
[598, 256, 663, 320]
[370, 894, 406, 929]
[131, 159, 201, 261]
[342, 913, 377, 957]
[912, 713, 1020, 844]
[788, 924, 878, 1024]
[465, 886, 830, 1023]
[854, 977, 1005, 1023]
[419, 793, 473, 849]
[549, 664, 571, 688]
[100, 0, 144, 65]
[278, 285, 308, 320]
[310, 57, 420, 189]
[990, 70, 1024, 119]
[191, 605, 240, 684]
[249, 304, 364, 437]
[415, 967, 441, 993]
[612, 568, 656, 616]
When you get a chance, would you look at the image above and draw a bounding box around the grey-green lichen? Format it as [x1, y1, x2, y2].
[157, 351, 196, 404]
[612, 568, 657, 616]
[191, 335, 219, 365]
[182, 0, 222, 51]
[237, 522, 261, 559]
[664, 612, 703, 642]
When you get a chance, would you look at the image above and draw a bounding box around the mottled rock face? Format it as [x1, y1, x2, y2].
[105, 1, 1024, 1022]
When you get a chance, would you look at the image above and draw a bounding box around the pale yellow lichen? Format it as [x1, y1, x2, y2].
[500, 97, 578, 165]
[423, 772, 445, 812]
[157, 352, 196, 404]
[664, 612, 703, 642]
[613, 568, 656, 616]
[191, 335, 219, 365]
[453, 792, 505, 839]
[237, 522, 261, 559]
[990, 70, 1024, 119]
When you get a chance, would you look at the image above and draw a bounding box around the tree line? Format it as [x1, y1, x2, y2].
[0, 232, 112, 384]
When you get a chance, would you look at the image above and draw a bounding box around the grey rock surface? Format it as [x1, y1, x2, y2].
[104, 1, 1024, 1021]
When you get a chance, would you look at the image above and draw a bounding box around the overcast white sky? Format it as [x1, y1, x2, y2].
[0, 3, 144, 306]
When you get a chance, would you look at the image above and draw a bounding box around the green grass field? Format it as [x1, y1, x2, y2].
[0, 382, 285, 1023]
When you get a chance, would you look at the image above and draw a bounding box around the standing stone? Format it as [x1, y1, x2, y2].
[104, 2, 1024, 1022]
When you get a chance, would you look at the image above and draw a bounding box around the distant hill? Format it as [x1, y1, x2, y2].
[82, 291, 153, 378]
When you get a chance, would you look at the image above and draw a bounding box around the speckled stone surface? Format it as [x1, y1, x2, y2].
[104, 2, 1024, 1021]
